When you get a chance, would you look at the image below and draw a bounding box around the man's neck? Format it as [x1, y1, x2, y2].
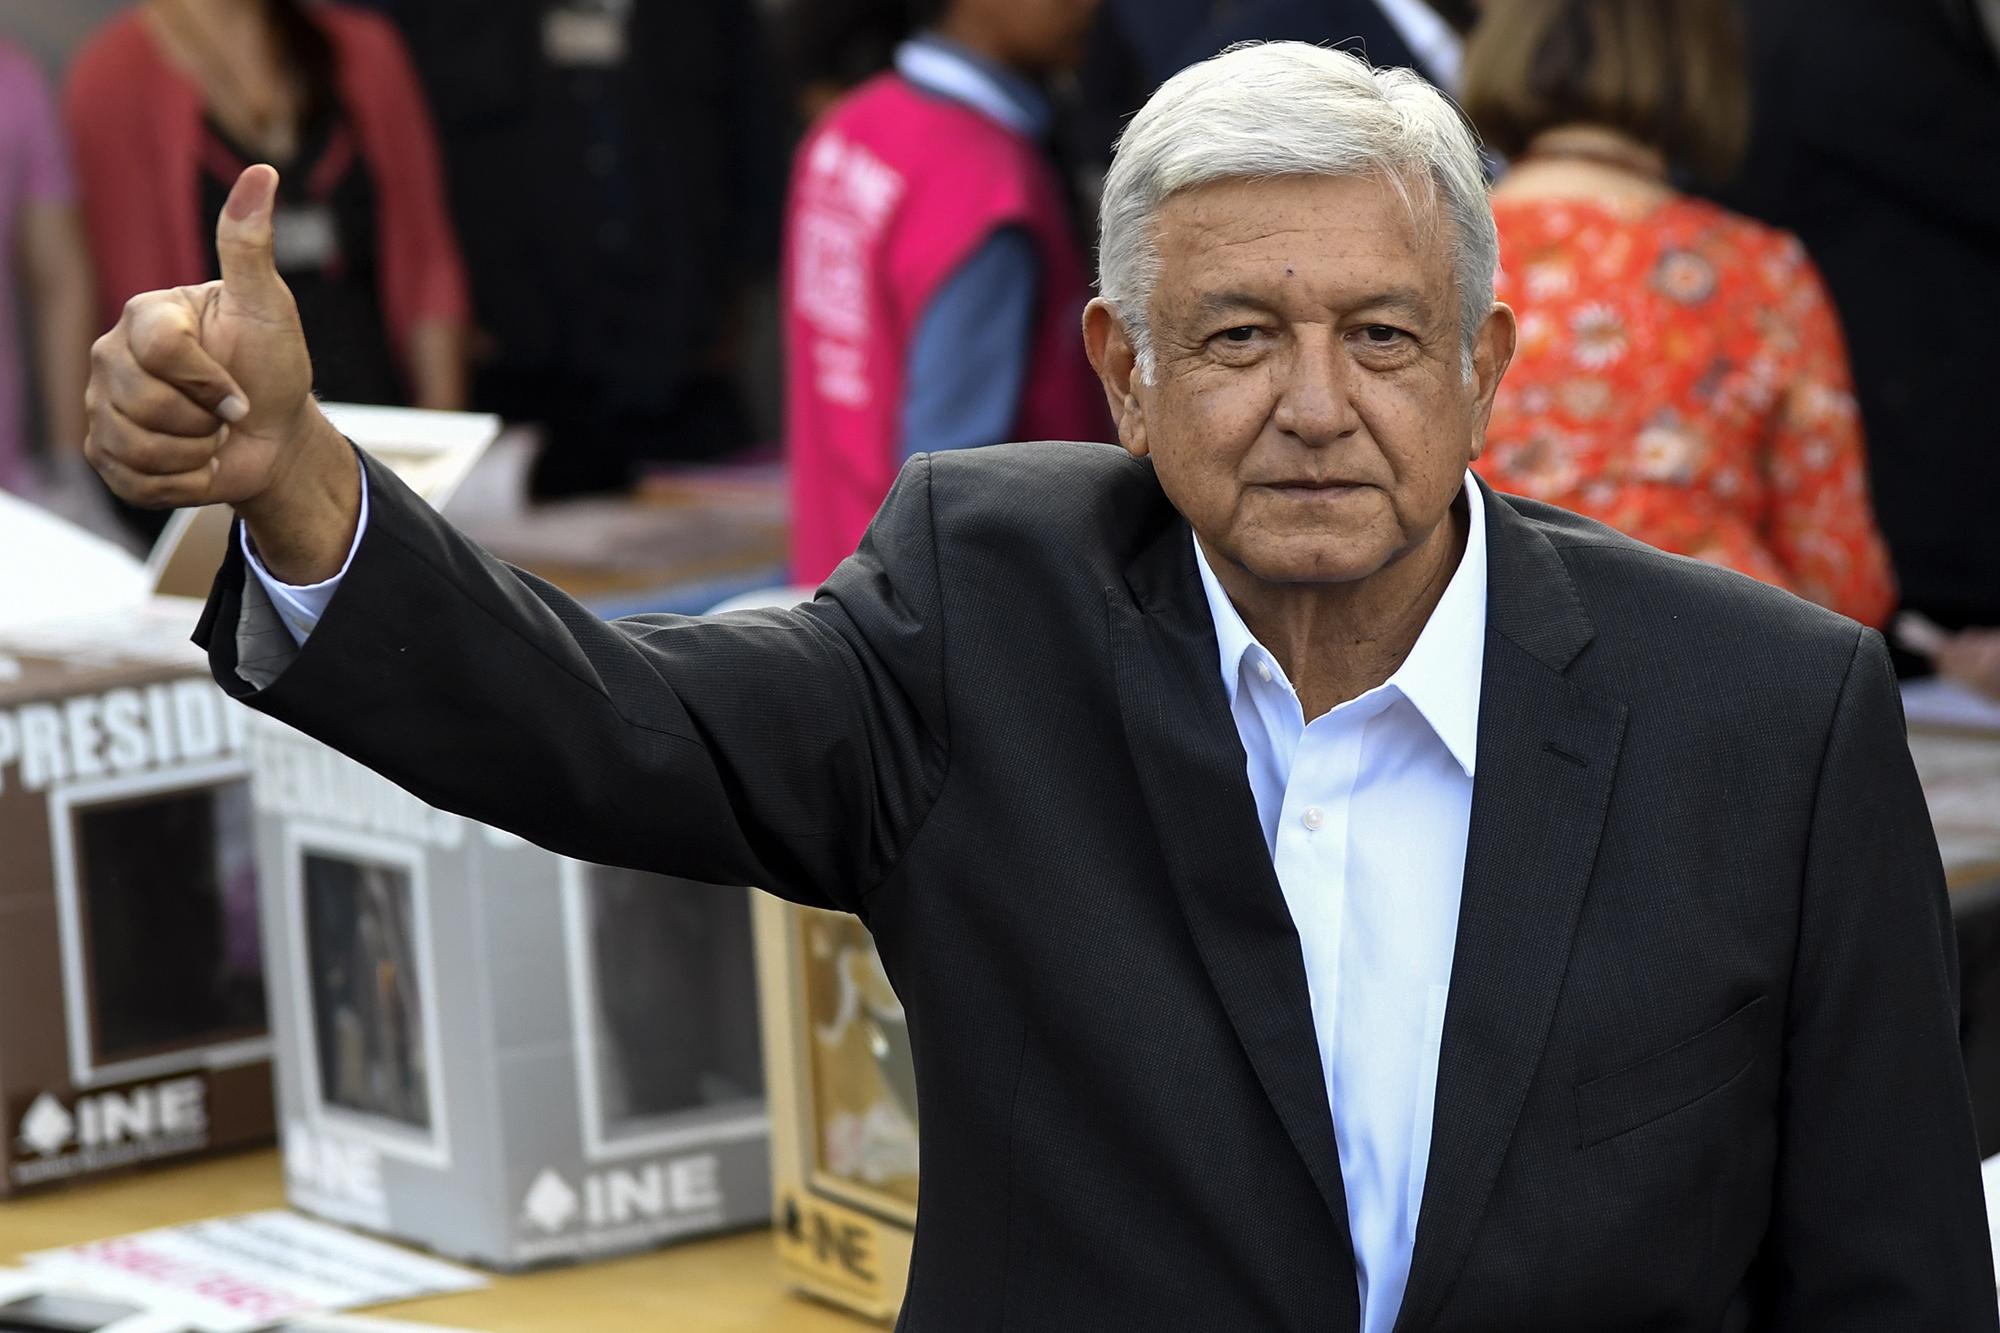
[1202, 500, 1468, 721]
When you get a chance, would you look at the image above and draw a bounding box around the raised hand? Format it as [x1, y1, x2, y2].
[85, 164, 359, 581]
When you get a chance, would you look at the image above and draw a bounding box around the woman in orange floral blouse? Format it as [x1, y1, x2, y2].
[1462, 0, 1897, 627]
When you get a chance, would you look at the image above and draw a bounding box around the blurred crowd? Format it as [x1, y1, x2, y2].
[3, 0, 1998, 693]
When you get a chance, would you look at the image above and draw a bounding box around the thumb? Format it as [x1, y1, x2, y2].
[216, 165, 285, 307]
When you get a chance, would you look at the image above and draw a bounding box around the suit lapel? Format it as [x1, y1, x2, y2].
[1109, 517, 1361, 1317]
[1394, 487, 1629, 1331]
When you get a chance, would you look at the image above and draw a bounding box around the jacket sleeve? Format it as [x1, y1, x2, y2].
[1766, 629, 1997, 1327]
[197, 450, 950, 917]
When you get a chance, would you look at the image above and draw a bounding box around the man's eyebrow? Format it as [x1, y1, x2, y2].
[1351, 288, 1434, 320]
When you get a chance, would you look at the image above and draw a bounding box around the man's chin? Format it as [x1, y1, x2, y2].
[1233, 542, 1391, 588]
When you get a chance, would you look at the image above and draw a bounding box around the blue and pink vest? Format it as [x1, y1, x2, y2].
[783, 74, 1108, 584]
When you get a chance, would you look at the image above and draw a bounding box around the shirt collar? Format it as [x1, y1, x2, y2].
[895, 34, 1054, 139]
[1192, 472, 1488, 777]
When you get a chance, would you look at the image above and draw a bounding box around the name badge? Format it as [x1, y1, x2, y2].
[271, 204, 340, 273]
[543, 7, 628, 67]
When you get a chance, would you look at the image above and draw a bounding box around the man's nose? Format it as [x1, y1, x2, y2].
[1271, 329, 1362, 447]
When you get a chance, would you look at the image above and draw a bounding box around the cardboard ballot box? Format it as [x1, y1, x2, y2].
[247, 718, 771, 1270]
[753, 899, 918, 1323]
[219, 405, 774, 1270]
[0, 405, 508, 1200]
[0, 600, 271, 1197]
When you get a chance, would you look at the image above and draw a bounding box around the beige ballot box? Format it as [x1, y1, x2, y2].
[754, 900, 918, 1323]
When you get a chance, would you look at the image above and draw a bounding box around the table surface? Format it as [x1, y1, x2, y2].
[0, 1150, 866, 1332]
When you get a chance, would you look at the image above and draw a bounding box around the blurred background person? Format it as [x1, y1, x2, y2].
[65, 0, 468, 539]
[1071, 1, 1237, 194]
[776, 0, 919, 125]
[784, 0, 1110, 585]
[1175, 0, 1473, 89]
[1979, 0, 2000, 60]
[0, 36, 93, 500]
[1073, 1, 1472, 214]
[1720, 0, 2000, 665]
[1462, 0, 1897, 628]
[351, 0, 787, 498]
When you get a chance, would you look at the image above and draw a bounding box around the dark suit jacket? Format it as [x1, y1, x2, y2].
[201, 442, 1995, 1330]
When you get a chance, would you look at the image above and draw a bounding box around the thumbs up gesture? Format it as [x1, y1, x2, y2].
[86, 166, 357, 576]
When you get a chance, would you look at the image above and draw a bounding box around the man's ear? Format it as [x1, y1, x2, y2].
[1083, 298, 1150, 459]
[1465, 301, 1517, 463]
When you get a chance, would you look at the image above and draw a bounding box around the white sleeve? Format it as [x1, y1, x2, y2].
[241, 454, 371, 646]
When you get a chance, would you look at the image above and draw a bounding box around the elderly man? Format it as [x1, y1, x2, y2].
[84, 42, 1992, 1332]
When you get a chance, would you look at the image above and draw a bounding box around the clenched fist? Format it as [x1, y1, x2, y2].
[84, 164, 359, 583]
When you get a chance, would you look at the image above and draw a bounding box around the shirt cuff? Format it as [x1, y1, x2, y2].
[240, 451, 371, 646]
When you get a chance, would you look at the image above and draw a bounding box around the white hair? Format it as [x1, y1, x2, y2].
[1098, 41, 1497, 381]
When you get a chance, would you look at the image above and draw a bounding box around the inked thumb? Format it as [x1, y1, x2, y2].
[216, 165, 285, 305]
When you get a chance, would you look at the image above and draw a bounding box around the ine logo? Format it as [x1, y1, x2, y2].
[521, 1155, 722, 1235]
[11, 1079, 209, 1184]
[522, 1169, 582, 1234]
[782, 1195, 880, 1287]
[16, 1079, 206, 1158]
[17, 1094, 73, 1157]
[283, 1123, 386, 1211]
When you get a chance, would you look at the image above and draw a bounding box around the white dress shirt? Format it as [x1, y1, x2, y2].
[256, 471, 1488, 1332]
[243, 450, 368, 644]
[1192, 475, 1486, 1333]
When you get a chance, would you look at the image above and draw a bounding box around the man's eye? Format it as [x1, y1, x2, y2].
[1362, 325, 1405, 344]
[1221, 327, 1260, 343]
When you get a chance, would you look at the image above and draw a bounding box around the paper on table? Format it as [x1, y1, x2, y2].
[268, 1312, 490, 1320]
[22, 1211, 484, 1333]
[0, 490, 148, 633]
[0, 1269, 488, 1332]
[1905, 678, 2000, 735]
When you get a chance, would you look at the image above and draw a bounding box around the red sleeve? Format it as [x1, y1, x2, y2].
[1758, 235, 1898, 629]
[63, 18, 198, 334]
[326, 8, 469, 359]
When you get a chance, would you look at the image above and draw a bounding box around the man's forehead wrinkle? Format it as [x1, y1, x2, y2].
[1176, 276, 1439, 320]
[1160, 208, 1427, 271]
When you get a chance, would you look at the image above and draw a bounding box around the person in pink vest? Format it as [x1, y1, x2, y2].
[784, 0, 1110, 584]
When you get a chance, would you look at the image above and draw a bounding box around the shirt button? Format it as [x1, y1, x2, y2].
[1302, 806, 1325, 832]
[1255, 659, 1273, 683]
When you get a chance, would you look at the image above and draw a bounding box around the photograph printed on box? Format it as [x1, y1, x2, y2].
[66, 776, 265, 1076]
[799, 910, 918, 1214]
[301, 851, 431, 1131]
[579, 866, 764, 1145]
